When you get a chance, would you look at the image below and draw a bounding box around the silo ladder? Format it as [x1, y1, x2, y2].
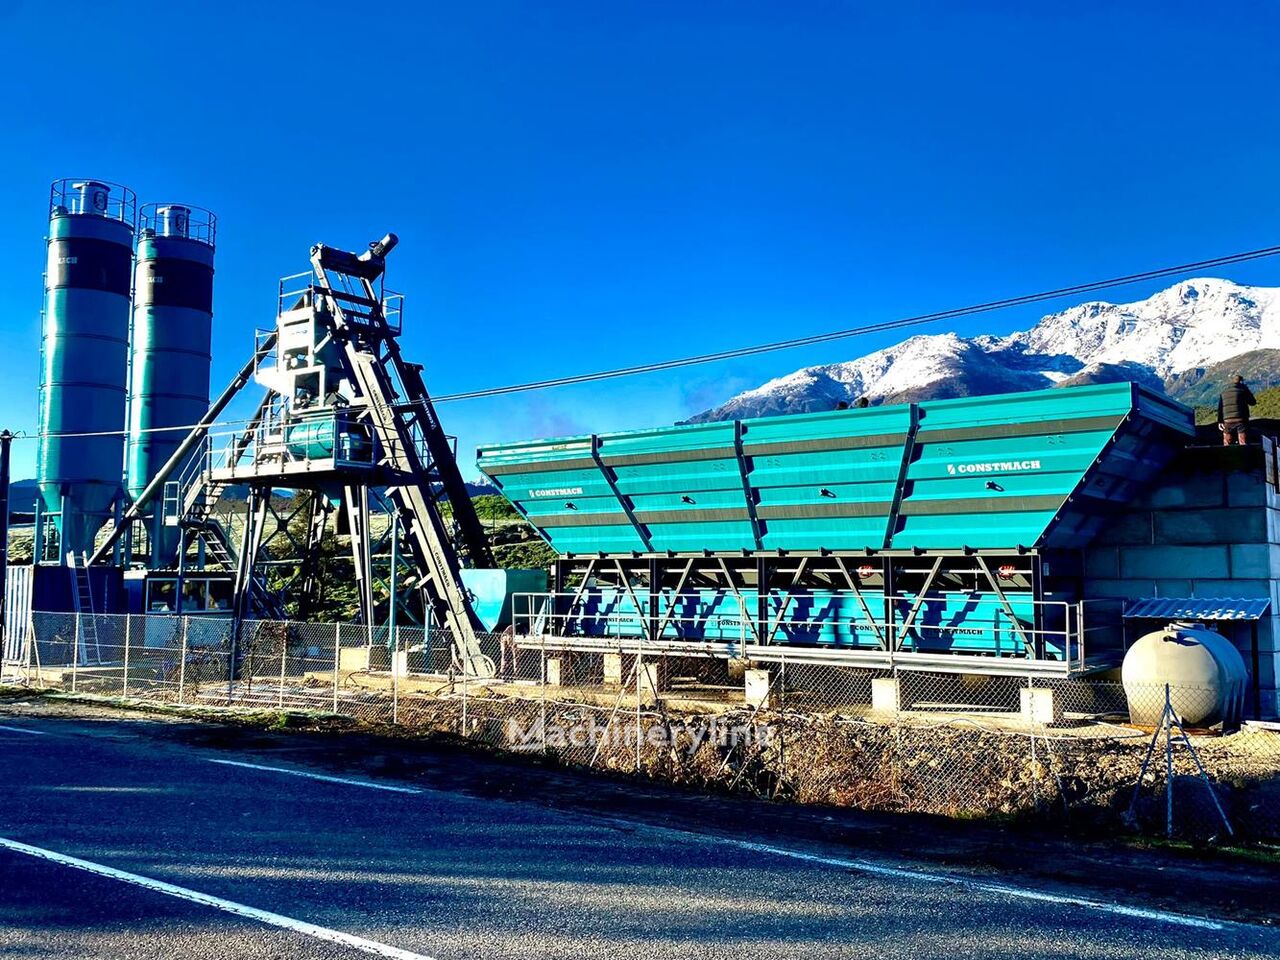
[67, 552, 103, 665]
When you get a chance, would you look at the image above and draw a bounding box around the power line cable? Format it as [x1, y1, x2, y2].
[12, 412, 270, 442]
[431, 244, 1280, 403]
[14, 243, 1280, 439]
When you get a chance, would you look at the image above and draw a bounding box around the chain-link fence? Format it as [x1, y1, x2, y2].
[5, 611, 1280, 846]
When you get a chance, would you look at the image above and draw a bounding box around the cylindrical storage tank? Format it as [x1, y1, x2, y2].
[1122, 622, 1248, 728]
[125, 204, 216, 565]
[37, 179, 136, 561]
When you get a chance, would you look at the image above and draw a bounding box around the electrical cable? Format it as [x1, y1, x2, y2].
[431, 244, 1280, 403]
[14, 243, 1280, 439]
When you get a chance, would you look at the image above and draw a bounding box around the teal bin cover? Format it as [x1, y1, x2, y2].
[477, 382, 1193, 555]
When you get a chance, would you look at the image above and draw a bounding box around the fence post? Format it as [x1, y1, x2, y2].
[1164, 684, 1175, 839]
[778, 654, 786, 778]
[391, 625, 399, 725]
[122, 613, 131, 698]
[635, 651, 642, 774]
[69, 613, 80, 693]
[1027, 676, 1039, 809]
[539, 637, 547, 755]
[177, 617, 189, 705]
[891, 663, 902, 793]
[461, 654, 468, 738]
[277, 625, 287, 709]
[332, 623, 340, 714]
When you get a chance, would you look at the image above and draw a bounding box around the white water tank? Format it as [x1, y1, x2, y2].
[1122, 621, 1247, 728]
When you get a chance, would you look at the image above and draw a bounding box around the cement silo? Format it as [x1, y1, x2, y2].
[125, 203, 216, 565]
[37, 179, 136, 562]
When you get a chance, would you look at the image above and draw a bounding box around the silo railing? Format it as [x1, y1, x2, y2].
[48, 178, 136, 224]
[138, 203, 217, 246]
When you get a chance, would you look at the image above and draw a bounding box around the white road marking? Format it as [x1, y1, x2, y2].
[212, 749, 1231, 932]
[624, 822, 1226, 931]
[729, 838, 1225, 930]
[0, 724, 50, 736]
[214, 748, 1229, 932]
[206, 758, 424, 794]
[0, 836, 436, 960]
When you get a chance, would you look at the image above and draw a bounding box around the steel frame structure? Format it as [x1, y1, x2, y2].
[546, 547, 1073, 663]
[92, 234, 496, 677]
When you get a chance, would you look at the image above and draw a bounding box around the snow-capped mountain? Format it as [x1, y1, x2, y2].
[689, 279, 1280, 422]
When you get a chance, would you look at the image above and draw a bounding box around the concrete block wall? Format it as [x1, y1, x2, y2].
[1083, 446, 1280, 716]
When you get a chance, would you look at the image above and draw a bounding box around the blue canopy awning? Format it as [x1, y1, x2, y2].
[1123, 598, 1271, 621]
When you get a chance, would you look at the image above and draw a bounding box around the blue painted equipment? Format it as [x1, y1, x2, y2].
[478, 383, 1194, 668]
[461, 568, 549, 631]
[37, 179, 136, 560]
[126, 204, 216, 565]
[479, 382, 1190, 555]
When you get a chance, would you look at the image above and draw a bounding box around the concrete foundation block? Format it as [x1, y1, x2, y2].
[1146, 473, 1226, 510]
[871, 678, 901, 714]
[1155, 508, 1265, 546]
[1151, 579, 1198, 598]
[1095, 511, 1155, 546]
[1228, 471, 1267, 508]
[1257, 617, 1280, 656]
[1020, 687, 1061, 726]
[1185, 578, 1271, 599]
[1083, 578, 1158, 599]
[1230, 543, 1280, 580]
[1267, 507, 1280, 543]
[1083, 547, 1120, 578]
[603, 653, 623, 686]
[390, 649, 429, 676]
[341, 646, 372, 672]
[635, 659, 668, 701]
[744, 669, 774, 708]
[544, 657, 563, 687]
[1119, 545, 1229, 580]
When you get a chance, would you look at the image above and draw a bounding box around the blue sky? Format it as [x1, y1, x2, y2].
[0, 1, 1278, 482]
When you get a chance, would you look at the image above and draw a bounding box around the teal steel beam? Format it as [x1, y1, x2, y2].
[974, 555, 1038, 657]
[590, 434, 653, 553]
[894, 555, 943, 651]
[733, 420, 764, 550]
[831, 556, 887, 650]
[882, 402, 919, 549]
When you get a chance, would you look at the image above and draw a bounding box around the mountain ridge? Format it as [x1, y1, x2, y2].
[690, 278, 1280, 422]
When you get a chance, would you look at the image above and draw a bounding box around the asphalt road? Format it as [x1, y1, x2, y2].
[1, 712, 1278, 959]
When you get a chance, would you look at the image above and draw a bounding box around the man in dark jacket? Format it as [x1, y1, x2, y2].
[1218, 375, 1257, 445]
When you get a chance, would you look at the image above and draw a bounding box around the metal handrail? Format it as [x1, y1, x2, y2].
[138, 203, 217, 247]
[509, 590, 1082, 663]
[48, 178, 136, 225]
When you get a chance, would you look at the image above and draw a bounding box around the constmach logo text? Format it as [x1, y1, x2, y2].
[946, 459, 1042, 476]
[528, 486, 584, 498]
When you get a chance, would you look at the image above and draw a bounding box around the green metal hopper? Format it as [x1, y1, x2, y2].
[478, 382, 1193, 556]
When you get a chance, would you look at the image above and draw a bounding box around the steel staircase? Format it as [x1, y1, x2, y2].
[310, 240, 495, 677]
[164, 434, 285, 620]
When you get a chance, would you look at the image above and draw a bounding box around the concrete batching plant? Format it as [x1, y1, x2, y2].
[12, 177, 1280, 720]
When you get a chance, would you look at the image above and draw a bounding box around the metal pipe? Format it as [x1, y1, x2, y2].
[0, 430, 12, 648]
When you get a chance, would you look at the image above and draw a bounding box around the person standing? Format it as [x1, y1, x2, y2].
[1218, 375, 1257, 446]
